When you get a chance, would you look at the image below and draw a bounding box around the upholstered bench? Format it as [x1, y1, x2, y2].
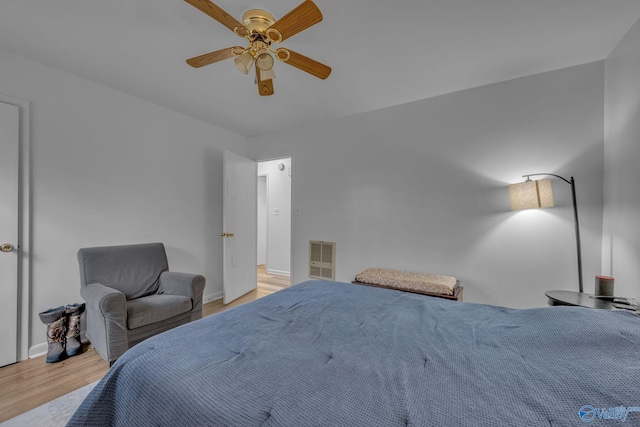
[353, 267, 463, 301]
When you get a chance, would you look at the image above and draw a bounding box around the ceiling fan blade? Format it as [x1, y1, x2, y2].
[266, 0, 323, 43]
[255, 66, 275, 96]
[186, 47, 243, 68]
[184, 0, 249, 36]
[278, 49, 331, 80]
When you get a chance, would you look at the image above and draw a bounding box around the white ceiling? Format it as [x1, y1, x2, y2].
[1, 0, 640, 137]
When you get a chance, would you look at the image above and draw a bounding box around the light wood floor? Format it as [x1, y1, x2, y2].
[0, 267, 290, 422]
[257, 264, 290, 291]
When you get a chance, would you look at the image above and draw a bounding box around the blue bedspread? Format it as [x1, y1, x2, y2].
[68, 280, 640, 426]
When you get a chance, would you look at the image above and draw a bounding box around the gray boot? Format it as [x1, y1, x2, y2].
[65, 303, 85, 357]
[38, 306, 67, 363]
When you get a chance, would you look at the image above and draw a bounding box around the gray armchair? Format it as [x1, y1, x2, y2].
[77, 243, 205, 364]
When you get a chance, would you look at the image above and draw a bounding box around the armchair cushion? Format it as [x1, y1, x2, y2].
[158, 271, 205, 300]
[127, 295, 192, 330]
[78, 243, 168, 300]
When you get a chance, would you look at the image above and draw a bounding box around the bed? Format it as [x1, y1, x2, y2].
[68, 280, 640, 426]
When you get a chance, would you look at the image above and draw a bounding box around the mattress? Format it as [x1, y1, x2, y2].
[68, 280, 640, 426]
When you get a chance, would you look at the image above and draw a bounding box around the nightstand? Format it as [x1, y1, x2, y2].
[545, 290, 616, 310]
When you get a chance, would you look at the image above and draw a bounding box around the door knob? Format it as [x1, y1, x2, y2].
[219, 232, 235, 237]
[1, 243, 15, 253]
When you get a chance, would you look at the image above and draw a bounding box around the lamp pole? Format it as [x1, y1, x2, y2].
[523, 173, 583, 293]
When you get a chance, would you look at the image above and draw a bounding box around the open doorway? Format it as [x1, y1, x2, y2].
[257, 157, 291, 293]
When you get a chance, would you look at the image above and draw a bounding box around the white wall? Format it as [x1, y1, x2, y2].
[250, 62, 605, 309]
[602, 18, 640, 300]
[257, 158, 291, 276]
[0, 38, 616, 357]
[0, 47, 249, 357]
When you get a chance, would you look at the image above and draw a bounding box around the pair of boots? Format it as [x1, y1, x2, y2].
[38, 303, 85, 363]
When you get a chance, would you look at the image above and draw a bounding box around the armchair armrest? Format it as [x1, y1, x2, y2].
[80, 283, 128, 363]
[158, 272, 206, 321]
[81, 282, 126, 318]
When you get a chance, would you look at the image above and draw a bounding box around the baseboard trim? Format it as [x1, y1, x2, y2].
[266, 269, 290, 277]
[29, 338, 90, 359]
[203, 291, 223, 304]
[28, 342, 48, 359]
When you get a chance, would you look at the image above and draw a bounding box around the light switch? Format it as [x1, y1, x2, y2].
[273, 208, 279, 216]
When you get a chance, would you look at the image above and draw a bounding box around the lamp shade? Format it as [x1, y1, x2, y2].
[509, 179, 554, 210]
[234, 52, 254, 75]
[255, 51, 274, 71]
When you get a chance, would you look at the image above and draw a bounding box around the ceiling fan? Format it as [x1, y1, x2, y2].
[184, 0, 332, 96]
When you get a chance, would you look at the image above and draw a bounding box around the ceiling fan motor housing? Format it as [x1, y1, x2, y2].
[242, 9, 276, 34]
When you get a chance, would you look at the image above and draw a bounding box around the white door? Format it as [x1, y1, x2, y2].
[223, 151, 257, 304]
[257, 175, 268, 266]
[0, 101, 20, 367]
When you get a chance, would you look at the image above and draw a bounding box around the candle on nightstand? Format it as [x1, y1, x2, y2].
[595, 275, 614, 297]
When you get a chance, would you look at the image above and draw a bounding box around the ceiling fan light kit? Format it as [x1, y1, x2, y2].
[184, 0, 331, 96]
[234, 52, 254, 75]
[255, 51, 274, 71]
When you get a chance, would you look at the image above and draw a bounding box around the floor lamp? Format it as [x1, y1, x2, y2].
[508, 173, 583, 293]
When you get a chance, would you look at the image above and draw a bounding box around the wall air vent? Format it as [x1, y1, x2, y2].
[309, 240, 336, 281]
